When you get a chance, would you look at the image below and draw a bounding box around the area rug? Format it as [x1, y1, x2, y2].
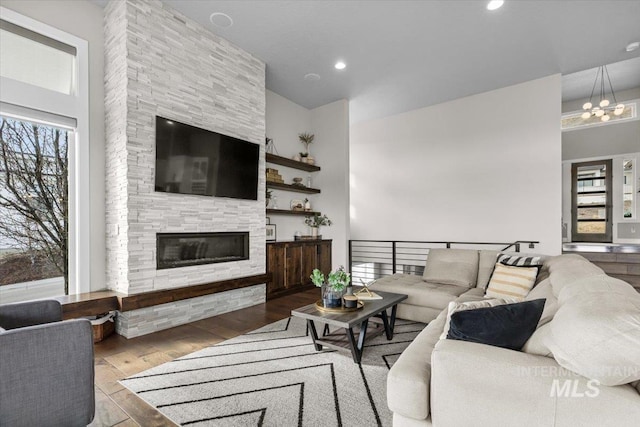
[120, 316, 425, 426]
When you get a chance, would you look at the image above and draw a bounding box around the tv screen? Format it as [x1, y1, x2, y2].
[155, 116, 259, 200]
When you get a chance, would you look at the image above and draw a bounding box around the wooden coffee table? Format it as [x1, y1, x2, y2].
[291, 288, 407, 363]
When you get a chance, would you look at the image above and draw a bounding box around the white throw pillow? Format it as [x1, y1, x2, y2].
[485, 263, 539, 301]
[440, 298, 516, 340]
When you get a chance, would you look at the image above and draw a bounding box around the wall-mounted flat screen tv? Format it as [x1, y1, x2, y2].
[155, 116, 259, 200]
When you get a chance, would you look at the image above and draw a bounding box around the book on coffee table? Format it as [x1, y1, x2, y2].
[355, 292, 383, 300]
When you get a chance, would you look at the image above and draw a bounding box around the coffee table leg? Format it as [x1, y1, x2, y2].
[383, 304, 399, 340]
[307, 320, 323, 351]
[381, 309, 392, 340]
[346, 319, 369, 364]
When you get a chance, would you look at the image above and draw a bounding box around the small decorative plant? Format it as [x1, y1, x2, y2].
[305, 213, 332, 228]
[311, 266, 351, 308]
[298, 132, 315, 156]
[310, 269, 325, 287]
[327, 266, 351, 293]
[311, 266, 351, 292]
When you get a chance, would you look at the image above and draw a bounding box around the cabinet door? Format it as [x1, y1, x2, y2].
[301, 243, 318, 285]
[318, 241, 332, 273]
[266, 244, 286, 297]
[285, 243, 303, 289]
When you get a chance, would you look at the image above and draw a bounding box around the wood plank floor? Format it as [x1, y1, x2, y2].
[90, 288, 318, 427]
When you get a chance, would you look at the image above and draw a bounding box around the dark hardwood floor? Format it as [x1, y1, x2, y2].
[90, 288, 318, 427]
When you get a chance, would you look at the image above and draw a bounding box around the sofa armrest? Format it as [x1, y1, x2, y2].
[0, 300, 63, 329]
[431, 339, 640, 427]
[0, 319, 95, 426]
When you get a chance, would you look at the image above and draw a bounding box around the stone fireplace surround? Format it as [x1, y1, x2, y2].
[104, 0, 267, 338]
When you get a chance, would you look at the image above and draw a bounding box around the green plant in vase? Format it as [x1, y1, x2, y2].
[311, 266, 351, 308]
[304, 213, 331, 238]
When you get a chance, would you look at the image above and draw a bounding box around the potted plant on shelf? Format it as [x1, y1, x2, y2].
[298, 132, 315, 164]
[304, 213, 331, 238]
[311, 266, 351, 308]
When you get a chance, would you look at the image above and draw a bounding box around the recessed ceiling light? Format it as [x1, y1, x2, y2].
[335, 61, 346, 70]
[626, 41, 640, 52]
[487, 0, 504, 11]
[304, 73, 321, 81]
[209, 12, 233, 28]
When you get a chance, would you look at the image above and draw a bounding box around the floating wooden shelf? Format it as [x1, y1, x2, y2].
[266, 153, 321, 172]
[266, 181, 321, 194]
[266, 209, 319, 216]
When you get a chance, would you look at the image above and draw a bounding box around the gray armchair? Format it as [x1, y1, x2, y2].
[0, 300, 95, 427]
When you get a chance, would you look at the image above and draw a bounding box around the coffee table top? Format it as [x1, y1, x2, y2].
[291, 288, 407, 328]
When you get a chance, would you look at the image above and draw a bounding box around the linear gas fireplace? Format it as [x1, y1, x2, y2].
[157, 232, 249, 270]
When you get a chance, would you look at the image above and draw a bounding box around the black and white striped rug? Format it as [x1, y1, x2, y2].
[120, 316, 425, 426]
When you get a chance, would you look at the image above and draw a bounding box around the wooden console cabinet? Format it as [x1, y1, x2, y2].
[266, 239, 332, 299]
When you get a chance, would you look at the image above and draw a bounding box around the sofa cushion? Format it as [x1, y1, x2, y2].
[440, 298, 516, 340]
[423, 248, 478, 288]
[524, 278, 558, 326]
[497, 254, 542, 266]
[387, 309, 448, 420]
[547, 275, 640, 386]
[521, 322, 553, 357]
[476, 250, 499, 289]
[370, 274, 468, 310]
[446, 299, 546, 351]
[546, 254, 604, 296]
[485, 263, 539, 301]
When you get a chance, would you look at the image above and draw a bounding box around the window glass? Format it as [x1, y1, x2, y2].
[0, 115, 70, 302]
[623, 159, 634, 219]
[0, 20, 76, 95]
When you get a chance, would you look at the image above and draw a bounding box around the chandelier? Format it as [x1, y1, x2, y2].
[581, 65, 625, 122]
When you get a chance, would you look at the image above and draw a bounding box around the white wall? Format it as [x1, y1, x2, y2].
[311, 99, 350, 268]
[265, 90, 350, 267]
[3, 0, 106, 291]
[350, 75, 563, 255]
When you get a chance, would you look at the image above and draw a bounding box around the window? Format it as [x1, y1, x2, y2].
[0, 116, 72, 300]
[571, 160, 612, 242]
[623, 159, 634, 219]
[0, 7, 88, 301]
[0, 19, 76, 95]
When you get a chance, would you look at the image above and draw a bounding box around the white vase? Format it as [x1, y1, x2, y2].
[311, 227, 318, 238]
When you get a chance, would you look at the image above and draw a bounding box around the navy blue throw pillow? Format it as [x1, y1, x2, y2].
[446, 299, 546, 351]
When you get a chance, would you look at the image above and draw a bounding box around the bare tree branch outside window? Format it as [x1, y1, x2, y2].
[0, 116, 69, 293]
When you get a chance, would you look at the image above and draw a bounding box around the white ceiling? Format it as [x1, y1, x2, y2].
[96, 0, 640, 123]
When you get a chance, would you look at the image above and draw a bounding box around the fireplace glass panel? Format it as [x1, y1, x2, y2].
[157, 232, 249, 269]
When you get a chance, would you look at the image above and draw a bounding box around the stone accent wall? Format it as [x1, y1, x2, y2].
[104, 0, 130, 293]
[115, 284, 266, 338]
[104, 0, 266, 298]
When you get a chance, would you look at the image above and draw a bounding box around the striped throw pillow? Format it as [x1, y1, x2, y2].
[498, 254, 541, 267]
[485, 263, 539, 301]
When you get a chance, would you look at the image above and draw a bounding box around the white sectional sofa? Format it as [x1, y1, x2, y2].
[369, 249, 640, 427]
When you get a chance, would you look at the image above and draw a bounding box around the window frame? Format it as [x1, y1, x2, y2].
[0, 6, 90, 295]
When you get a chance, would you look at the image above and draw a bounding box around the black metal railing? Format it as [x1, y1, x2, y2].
[348, 240, 539, 284]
